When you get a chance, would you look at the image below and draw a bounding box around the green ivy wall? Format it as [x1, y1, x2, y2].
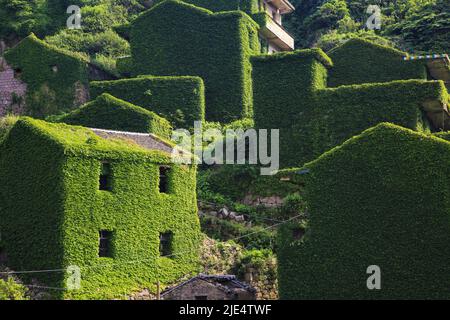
[4, 34, 90, 118]
[127, 0, 261, 122]
[56, 93, 172, 139]
[0, 118, 201, 299]
[277, 123, 450, 299]
[90, 75, 205, 129]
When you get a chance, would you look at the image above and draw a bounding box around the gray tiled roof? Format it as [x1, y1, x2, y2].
[90, 128, 174, 154]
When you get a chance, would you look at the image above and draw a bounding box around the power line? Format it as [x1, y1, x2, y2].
[0, 213, 304, 276]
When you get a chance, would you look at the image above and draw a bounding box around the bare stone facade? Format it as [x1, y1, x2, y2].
[242, 194, 284, 208]
[162, 274, 256, 300]
[0, 57, 27, 116]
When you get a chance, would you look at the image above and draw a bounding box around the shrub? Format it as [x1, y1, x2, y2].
[200, 215, 275, 250]
[0, 115, 19, 143]
[45, 29, 130, 58]
[234, 249, 277, 282]
[0, 278, 28, 300]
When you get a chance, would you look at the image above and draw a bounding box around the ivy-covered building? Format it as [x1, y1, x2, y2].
[90, 75, 205, 129]
[0, 34, 114, 118]
[0, 117, 201, 299]
[119, 0, 295, 123]
[56, 93, 173, 139]
[178, 0, 296, 53]
[252, 38, 450, 168]
[277, 123, 450, 299]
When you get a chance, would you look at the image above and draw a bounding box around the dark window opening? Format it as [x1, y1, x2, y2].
[13, 68, 22, 78]
[292, 227, 305, 240]
[99, 230, 113, 257]
[159, 232, 173, 257]
[99, 162, 112, 191]
[195, 295, 208, 300]
[159, 166, 170, 193]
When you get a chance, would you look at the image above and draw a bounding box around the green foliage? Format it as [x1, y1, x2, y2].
[4, 34, 90, 118]
[384, 0, 449, 53]
[0, 115, 19, 143]
[0, 0, 50, 40]
[252, 46, 446, 167]
[0, 278, 29, 300]
[44, 0, 146, 60]
[285, 0, 449, 52]
[198, 164, 298, 202]
[200, 215, 275, 250]
[55, 93, 172, 138]
[168, 0, 260, 14]
[127, 0, 261, 122]
[0, 117, 201, 299]
[233, 249, 277, 282]
[45, 29, 130, 59]
[279, 193, 306, 218]
[327, 38, 426, 86]
[433, 131, 450, 141]
[317, 29, 393, 52]
[90, 75, 205, 128]
[278, 123, 450, 299]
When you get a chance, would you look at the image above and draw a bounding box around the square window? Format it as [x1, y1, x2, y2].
[99, 162, 112, 191]
[158, 166, 170, 193]
[99, 230, 113, 257]
[292, 228, 305, 240]
[159, 232, 173, 257]
[13, 68, 22, 78]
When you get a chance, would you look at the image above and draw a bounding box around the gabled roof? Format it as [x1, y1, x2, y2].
[131, 0, 259, 28]
[57, 93, 172, 137]
[328, 37, 407, 58]
[161, 274, 256, 297]
[91, 128, 174, 154]
[5, 34, 116, 79]
[251, 48, 333, 68]
[6, 33, 89, 64]
[3, 118, 180, 159]
[278, 123, 450, 184]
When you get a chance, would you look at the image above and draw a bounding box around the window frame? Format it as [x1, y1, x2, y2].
[99, 161, 112, 191]
[159, 231, 173, 257]
[98, 230, 113, 258]
[158, 166, 171, 194]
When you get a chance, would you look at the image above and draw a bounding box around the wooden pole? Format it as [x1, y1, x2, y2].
[157, 279, 161, 300]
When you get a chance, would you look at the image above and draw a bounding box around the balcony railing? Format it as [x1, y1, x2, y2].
[260, 16, 295, 51]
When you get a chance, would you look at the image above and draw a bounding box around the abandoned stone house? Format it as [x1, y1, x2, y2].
[162, 274, 256, 300]
[0, 117, 200, 299]
[0, 56, 27, 116]
[0, 34, 115, 118]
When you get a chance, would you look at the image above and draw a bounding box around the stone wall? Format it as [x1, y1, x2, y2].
[162, 278, 255, 300]
[163, 279, 232, 300]
[0, 57, 27, 116]
[242, 194, 284, 208]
